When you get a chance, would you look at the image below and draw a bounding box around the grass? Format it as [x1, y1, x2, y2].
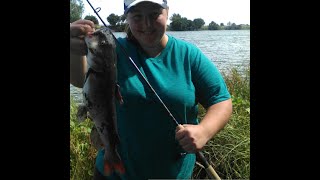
[70, 97, 96, 180]
[70, 66, 250, 180]
[192, 67, 250, 179]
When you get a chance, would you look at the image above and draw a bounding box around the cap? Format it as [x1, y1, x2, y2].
[124, 0, 168, 14]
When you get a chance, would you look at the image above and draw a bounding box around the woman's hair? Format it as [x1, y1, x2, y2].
[124, 23, 135, 41]
[124, 19, 141, 48]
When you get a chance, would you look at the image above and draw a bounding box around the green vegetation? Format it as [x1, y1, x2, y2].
[70, 97, 96, 180]
[70, 0, 250, 31]
[84, 15, 99, 25]
[70, 0, 84, 23]
[106, 13, 127, 32]
[84, 15, 101, 29]
[169, 14, 205, 31]
[103, 13, 250, 31]
[70, 67, 250, 180]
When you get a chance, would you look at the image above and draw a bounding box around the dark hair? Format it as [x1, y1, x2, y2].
[124, 23, 142, 50]
[124, 23, 135, 41]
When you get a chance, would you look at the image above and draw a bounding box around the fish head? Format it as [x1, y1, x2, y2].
[85, 28, 116, 56]
[84, 28, 116, 71]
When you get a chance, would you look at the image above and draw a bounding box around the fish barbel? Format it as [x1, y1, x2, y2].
[78, 27, 125, 176]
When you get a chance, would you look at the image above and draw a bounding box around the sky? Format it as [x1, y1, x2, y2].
[82, 0, 250, 26]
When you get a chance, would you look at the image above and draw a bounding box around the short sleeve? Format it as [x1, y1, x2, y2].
[190, 46, 231, 108]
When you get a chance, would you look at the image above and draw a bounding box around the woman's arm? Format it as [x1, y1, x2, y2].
[198, 99, 232, 141]
[70, 19, 95, 88]
[176, 99, 232, 153]
[70, 53, 87, 88]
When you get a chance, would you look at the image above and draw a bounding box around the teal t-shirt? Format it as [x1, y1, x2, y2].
[95, 35, 231, 179]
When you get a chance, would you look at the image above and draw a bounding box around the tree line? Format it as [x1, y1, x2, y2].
[70, 0, 250, 31]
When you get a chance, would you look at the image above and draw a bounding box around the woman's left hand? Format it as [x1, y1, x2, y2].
[175, 124, 210, 153]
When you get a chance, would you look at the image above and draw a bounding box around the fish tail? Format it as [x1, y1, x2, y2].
[103, 160, 125, 176]
[103, 149, 126, 176]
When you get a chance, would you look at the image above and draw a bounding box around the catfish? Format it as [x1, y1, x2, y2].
[77, 27, 125, 176]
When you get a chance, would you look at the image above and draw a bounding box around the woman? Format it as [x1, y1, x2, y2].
[70, 0, 232, 179]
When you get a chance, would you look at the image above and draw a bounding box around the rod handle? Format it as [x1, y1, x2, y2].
[196, 151, 221, 180]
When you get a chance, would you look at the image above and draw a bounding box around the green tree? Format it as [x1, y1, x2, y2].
[84, 15, 99, 25]
[170, 13, 182, 22]
[193, 18, 205, 30]
[120, 14, 127, 24]
[230, 23, 240, 30]
[239, 24, 250, 30]
[225, 22, 240, 30]
[170, 14, 206, 31]
[70, 0, 84, 23]
[107, 13, 120, 26]
[208, 21, 220, 30]
[169, 14, 189, 31]
[187, 19, 195, 31]
[170, 18, 185, 31]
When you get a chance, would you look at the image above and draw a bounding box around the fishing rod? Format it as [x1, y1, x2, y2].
[85, 1, 221, 179]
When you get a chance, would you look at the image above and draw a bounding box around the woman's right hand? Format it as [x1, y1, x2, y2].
[70, 19, 96, 56]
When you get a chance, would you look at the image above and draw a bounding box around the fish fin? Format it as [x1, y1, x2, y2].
[103, 149, 113, 176]
[89, 126, 104, 150]
[76, 104, 88, 122]
[103, 161, 112, 176]
[114, 162, 125, 174]
[113, 149, 125, 174]
[115, 84, 124, 105]
[87, 112, 93, 121]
